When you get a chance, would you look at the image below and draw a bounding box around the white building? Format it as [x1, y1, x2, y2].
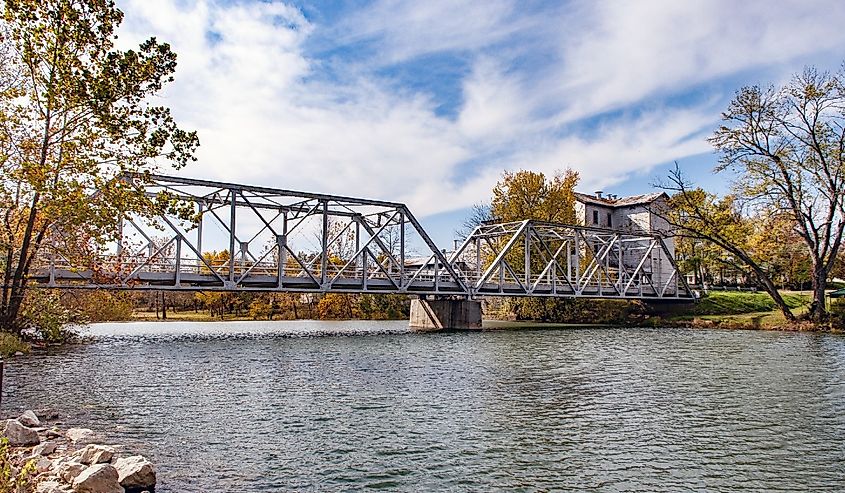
[574, 190, 677, 290]
[574, 190, 674, 254]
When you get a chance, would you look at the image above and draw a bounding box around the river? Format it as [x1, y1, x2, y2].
[4, 321, 845, 491]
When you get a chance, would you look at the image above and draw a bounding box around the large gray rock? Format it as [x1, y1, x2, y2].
[66, 428, 98, 446]
[114, 456, 155, 491]
[33, 441, 58, 456]
[73, 444, 115, 465]
[72, 464, 124, 493]
[18, 410, 40, 427]
[2, 419, 40, 446]
[56, 460, 87, 483]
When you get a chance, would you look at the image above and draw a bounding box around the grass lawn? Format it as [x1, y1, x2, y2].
[665, 290, 837, 330]
[690, 290, 810, 316]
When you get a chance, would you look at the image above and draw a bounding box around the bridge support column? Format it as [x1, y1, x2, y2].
[409, 298, 482, 331]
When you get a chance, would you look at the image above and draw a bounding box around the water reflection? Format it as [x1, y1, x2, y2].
[5, 322, 845, 491]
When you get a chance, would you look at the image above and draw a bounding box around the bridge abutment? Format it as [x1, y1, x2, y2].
[409, 298, 482, 331]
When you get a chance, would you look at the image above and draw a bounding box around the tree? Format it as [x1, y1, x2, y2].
[746, 212, 812, 290]
[672, 193, 813, 290]
[0, 0, 198, 333]
[709, 67, 845, 321]
[674, 234, 723, 287]
[491, 169, 580, 224]
[358, 294, 408, 319]
[660, 169, 798, 321]
[834, 256, 845, 281]
[248, 297, 273, 320]
[316, 293, 354, 319]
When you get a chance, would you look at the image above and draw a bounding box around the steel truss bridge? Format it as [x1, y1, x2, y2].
[32, 175, 693, 301]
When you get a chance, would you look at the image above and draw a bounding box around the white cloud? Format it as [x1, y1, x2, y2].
[333, 0, 527, 64]
[118, 0, 469, 204]
[114, 0, 845, 232]
[413, 104, 717, 213]
[551, 0, 845, 122]
[457, 57, 533, 141]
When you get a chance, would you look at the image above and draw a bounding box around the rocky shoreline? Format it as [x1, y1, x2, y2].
[1, 410, 155, 493]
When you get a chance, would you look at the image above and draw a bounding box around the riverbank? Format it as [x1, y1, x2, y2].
[0, 410, 156, 493]
[126, 290, 842, 332]
[657, 313, 841, 332]
[485, 290, 844, 331]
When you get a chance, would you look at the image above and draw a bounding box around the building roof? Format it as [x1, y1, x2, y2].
[830, 288, 845, 298]
[574, 191, 668, 208]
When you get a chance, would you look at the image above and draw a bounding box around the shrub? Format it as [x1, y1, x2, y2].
[74, 291, 134, 322]
[0, 333, 29, 358]
[0, 438, 36, 493]
[507, 297, 648, 324]
[19, 290, 82, 343]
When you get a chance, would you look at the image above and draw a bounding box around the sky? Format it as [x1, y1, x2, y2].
[115, 0, 845, 248]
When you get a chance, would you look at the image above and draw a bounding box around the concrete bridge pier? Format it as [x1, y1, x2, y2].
[409, 297, 482, 331]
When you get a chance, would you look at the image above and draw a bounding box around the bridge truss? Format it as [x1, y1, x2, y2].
[450, 220, 691, 299]
[32, 175, 693, 301]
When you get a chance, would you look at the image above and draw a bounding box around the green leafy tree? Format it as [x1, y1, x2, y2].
[675, 235, 723, 286]
[660, 170, 797, 320]
[0, 0, 198, 333]
[746, 212, 812, 290]
[709, 66, 845, 321]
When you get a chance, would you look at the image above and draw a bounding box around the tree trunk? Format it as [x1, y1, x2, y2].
[755, 271, 796, 322]
[809, 266, 828, 321]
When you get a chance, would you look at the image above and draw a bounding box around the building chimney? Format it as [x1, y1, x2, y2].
[595, 190, 603, 199]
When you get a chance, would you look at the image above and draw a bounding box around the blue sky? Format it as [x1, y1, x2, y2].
[116, 0, 845, 247]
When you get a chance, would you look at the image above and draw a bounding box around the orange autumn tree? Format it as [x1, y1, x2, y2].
[486, 168, 582, 321]
[490, 169, 580, 224]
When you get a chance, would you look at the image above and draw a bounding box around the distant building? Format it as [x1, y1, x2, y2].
[574, 191, 670, 231]
[573, 190, 677, 290]
[574, 190, 674, 255]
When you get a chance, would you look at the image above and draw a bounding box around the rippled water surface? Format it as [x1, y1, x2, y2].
[5, 321, 845, 491]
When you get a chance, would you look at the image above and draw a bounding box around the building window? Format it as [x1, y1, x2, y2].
[592, 210, 598, 224]
[607, 213, 612, 227]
